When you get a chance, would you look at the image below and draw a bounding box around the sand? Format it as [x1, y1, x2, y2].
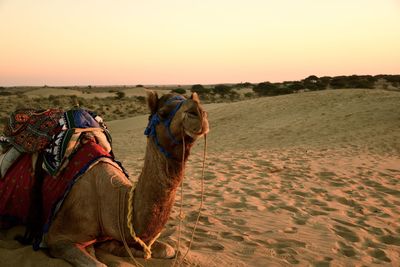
[1, 89, 399, 266]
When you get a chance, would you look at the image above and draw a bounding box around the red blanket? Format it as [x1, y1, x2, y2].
[0, 141, 114, 235]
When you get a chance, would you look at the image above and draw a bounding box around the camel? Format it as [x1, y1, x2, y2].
[3, 91, 209, 267]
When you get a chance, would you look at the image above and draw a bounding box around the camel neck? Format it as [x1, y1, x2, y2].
[131, 139, 188, 243]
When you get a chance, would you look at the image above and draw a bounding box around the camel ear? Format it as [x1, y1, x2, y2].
[146, 90, 159, 113]
[190, 92, 200, 104]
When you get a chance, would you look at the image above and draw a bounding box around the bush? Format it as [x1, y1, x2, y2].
[253, 82, 279, 96]
[78, 98, 87, 107]
[228, 91, 240, 100]
[51, 97, 61, 106]
[329, 75, 375, 89]
[244, 92, 254, 98]
[115, 91, 126, 99]
[330, 76, 348, 89]
[136, 84, 144, 87]
[213, 84, 231, 96]
[191, 84, 210, 95]
[346, 75, 375, 88]
[136, 96, 146, 103]
[70, 95, 79, 106]
[284, 81, 305, 91]
[235, 82, 253, 88]
[171, 88, 186, 94]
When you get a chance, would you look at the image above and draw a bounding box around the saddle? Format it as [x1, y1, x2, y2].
[0, 108, 112, 178]
[0, 108, 115, 247]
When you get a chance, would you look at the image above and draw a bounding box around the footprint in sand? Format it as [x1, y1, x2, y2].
[220, 231, 245, 242]
[378, 235, 400, 246]
[282, 227, 298, 234]
[332, 224, 360, 243]
[313, 258, 333, 267]
[186, 211, 214, 226]
[264, 238, 306, 264]
[334, 241, 357, 257]
[367, 248, 392, 263]
[291, 213, 310, 225]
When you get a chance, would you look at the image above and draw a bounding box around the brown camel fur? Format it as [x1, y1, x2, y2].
[43, 91, 209, 266]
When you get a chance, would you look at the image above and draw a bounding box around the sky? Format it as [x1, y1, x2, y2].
[0, 0, 399, 86]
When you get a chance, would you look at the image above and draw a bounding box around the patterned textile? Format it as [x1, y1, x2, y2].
[0, 141, 126, 249]
[1, 107, 111, 176]
[3, 109, 64, 153]
[43, 108, 111, 175]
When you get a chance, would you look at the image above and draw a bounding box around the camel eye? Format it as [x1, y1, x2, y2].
[158, 109, 168, 118]
[187, 111, 198, 117]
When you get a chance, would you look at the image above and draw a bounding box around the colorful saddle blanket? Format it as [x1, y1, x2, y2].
[0, 140, 127, 249]
[4, 109, 64, 153]
[2, 108, 111, 176]
[43, 108, 111, 175]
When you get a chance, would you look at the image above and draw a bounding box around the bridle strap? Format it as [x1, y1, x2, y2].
[144, 95, 187, 158]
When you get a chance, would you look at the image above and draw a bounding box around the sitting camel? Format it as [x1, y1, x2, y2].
[0, 91, 209, 266]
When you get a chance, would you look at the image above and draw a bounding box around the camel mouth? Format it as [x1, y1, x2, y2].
[184, 128, 207, 140]
[184, 129, 200, 139]
[182, 111, 209, 139]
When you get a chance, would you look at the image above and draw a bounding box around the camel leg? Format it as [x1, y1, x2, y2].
[96, 240, 144, 258]
[48, 240, 106, 267]
[96, 239, 175, 259]
[95, 248, 137, 267]
[151, 240, 176, 259]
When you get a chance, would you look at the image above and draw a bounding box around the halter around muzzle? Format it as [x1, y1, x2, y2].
[144, 95, 188, 158]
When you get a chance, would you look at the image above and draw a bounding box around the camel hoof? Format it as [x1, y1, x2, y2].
[151, 241, 176, 259]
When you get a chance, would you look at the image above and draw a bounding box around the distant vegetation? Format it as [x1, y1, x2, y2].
[247, 74, 399, 97]
[0, 74, 399, 127]
[186, 74, 400, 100]
[170, 88, 186, 94]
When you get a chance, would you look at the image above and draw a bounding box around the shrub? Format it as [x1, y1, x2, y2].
[213, 84, 232, 96]
[253, 82, 279, 96]
[136, 96, 146, 103]
[228, 91, 240, 100]
[115, 91, 126, 99]
[346, 75, 375, 88]
[284, 81, 305, 91]
[330, 76, 348, 89]
[136, 84, 144, 87]
[78, 98, 87, 107]
[191, 84, 210, 95]
[235, 82, 253, 88]
[70, 95, 79, 106]
[171, 88, 186, 94]
[244, 92, 254, 98]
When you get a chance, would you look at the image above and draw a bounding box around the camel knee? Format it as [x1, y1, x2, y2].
[151, 240, 176, 259]
[96, 240, 145, 258]
[47, 240, 106, 267]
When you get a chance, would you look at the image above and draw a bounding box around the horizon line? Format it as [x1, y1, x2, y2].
[1, 73, 399, 88]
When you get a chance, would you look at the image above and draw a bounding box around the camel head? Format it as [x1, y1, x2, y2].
[145, 91, 209, 159]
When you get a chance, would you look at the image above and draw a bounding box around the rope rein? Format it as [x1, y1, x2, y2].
[124, 130, 207, 266]
[178, 134, 207, 265]
[173, 133, 207, 266]
[127, 184, 160, 260]
[171, 129, 187, 267]
[118, 188, 143, 267]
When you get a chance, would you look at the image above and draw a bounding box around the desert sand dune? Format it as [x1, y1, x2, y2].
[1, 89, 399, 266]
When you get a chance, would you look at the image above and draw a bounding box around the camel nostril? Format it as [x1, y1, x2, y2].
[187, 111, 198, 117]
[193, 127, 200, 132]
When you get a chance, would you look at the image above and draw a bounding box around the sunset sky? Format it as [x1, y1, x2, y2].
[0, 0, 399, 86]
